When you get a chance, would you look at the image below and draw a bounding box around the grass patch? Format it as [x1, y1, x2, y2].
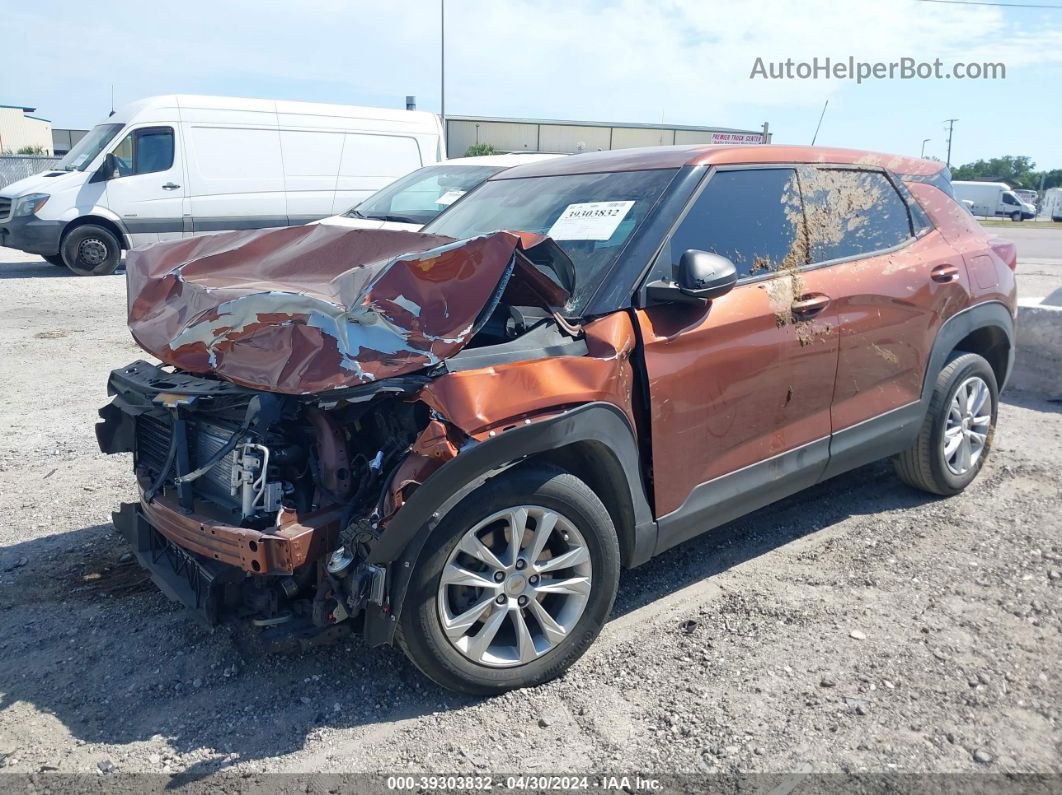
[978, 219, 1062, 229]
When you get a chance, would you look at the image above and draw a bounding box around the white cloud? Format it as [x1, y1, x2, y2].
[6, 0, 1062, 133]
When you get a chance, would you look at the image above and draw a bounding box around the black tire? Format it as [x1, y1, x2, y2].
[1011, 211, 1022, 222]
[893, 352, 998, 496]
[43, 254, 66, 267]
[397, 464, 620, 695]
[60, 224, 121, 276]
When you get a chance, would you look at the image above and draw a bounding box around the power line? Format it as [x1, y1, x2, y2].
[810, 99, 829, 146]
[918, 0, 1062, 9]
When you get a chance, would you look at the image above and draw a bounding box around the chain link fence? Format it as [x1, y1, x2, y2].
[0, 155, 63, 191]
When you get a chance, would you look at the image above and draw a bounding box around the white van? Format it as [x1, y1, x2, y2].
[0, 95, 443, 274]
[951, 180, 1035, 222]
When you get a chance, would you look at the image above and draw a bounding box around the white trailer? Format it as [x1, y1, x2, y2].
[1042, 187, 1062, 222]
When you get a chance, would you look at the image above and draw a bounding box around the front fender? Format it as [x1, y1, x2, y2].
[362, 401, 655, 646]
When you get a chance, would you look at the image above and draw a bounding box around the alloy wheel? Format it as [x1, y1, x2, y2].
[942, 375, 992, 475]
[437, 505, 592, 668]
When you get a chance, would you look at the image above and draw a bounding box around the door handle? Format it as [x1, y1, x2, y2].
[161, 182, 181, 190]
[791, 293, 830, 318]
[931, 264, 959, 283]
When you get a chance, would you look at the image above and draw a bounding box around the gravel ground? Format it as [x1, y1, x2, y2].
[0, 245, 1059, 783]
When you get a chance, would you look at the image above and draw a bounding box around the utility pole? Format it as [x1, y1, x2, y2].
[944, 118, 958, 167]
[921, 138, 931, 158]
[440, 0, 446, 126]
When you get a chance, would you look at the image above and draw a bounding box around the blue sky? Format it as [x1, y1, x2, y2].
[5, 0, 1062, 170]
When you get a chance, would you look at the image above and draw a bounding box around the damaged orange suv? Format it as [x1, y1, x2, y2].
[98, 145, 1017, 693]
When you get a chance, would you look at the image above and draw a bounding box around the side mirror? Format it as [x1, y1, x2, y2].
[645, 250, 738, 305]
[92, 153, 120, 183]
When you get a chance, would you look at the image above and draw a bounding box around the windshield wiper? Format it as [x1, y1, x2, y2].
[375, 214, 420, 224]
[345, 208, 368, 219]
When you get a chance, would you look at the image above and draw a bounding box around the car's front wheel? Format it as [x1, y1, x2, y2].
[1011, 211, 1022, 222]
[398, 465, 620, 695]
[893, 352, 998, 496]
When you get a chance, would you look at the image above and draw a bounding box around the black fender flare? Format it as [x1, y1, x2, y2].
[920, 300, 1015, 406]
[362, 401, 656, 646]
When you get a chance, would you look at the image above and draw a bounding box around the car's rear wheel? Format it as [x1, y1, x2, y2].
[893, 352, 998, 496]
[398, 465, 620, 695]
[61, 224, 121, 276]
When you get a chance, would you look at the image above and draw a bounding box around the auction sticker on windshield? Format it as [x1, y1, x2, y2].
[547, 201, 634, 241]
[435, 190, 466, 206]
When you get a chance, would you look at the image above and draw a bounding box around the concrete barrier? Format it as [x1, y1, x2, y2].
[1011, 297, 1061, 396]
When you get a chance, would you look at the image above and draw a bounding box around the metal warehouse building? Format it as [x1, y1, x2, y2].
[444, 115, 771, 158]
[0, 104, 53, 154]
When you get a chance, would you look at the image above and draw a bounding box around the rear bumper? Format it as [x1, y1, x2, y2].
[0, 214, 63, 256]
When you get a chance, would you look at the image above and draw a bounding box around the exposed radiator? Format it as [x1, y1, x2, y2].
[135, 414, 242, 506]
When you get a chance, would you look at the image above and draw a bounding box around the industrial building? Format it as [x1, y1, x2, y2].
[444, 114, 770, 158]
[52, 128, 88, 156]
[0, 104, 53, 155]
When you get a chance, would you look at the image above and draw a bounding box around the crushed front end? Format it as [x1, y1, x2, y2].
[95, 224, 627, 650]
[98, 359, 438, 648]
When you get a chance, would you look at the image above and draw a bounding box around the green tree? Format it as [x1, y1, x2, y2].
[951, 155, 1038, 189]
[1035, 169, 1062, 190]
[464, 143, 496, 157]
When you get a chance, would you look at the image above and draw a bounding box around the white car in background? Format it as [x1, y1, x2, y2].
[317, 153, 561, 231]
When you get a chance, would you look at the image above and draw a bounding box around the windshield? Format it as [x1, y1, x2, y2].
[348, 164, 503, 225]
[58, 123, 124, 171]
[423, 168, 677, 314]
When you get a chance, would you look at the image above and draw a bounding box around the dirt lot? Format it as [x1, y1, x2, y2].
[0, 241, 1059, 783]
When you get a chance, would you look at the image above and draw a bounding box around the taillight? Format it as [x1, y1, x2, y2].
[988, 237, 1017, 271]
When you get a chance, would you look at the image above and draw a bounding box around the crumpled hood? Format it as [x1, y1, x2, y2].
[126, 224, 567, 394]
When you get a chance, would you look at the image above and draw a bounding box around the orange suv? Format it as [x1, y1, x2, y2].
[98, 144, 1017, 694]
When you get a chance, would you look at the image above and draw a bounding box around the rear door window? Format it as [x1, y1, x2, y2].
[667, 168, 805, 279]
[801, 168, 912, 263]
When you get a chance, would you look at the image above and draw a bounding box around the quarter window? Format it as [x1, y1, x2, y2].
[667, 168, 805, 279]
[111, 127, 174, 177]
[801, 168, 912, 263]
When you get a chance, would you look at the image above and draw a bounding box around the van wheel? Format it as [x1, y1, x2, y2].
[893, 353, 998, 496]
[61, 225, 121, 276]
[43, 254, 66, 267]
[1011, 211, 1022, 222]
[397, 465, 620, 695]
